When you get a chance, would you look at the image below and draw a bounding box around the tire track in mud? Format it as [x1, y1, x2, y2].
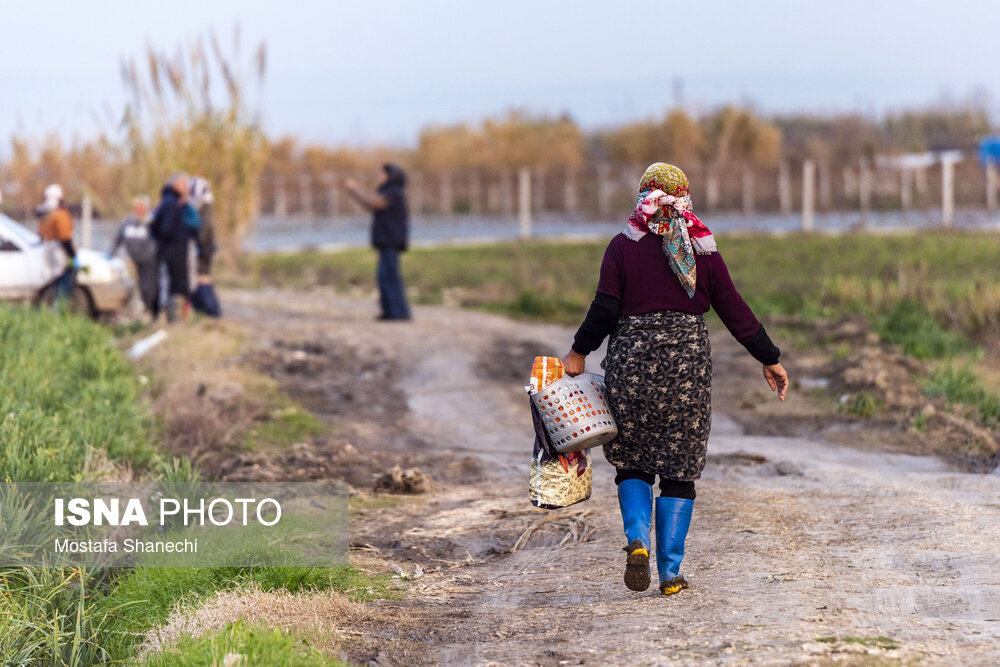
[224, 288, 1000, 666]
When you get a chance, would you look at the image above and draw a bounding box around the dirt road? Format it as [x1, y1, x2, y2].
[224, 288, 1000, 666]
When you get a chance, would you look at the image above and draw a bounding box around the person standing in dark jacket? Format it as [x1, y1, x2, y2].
[150, 173, 193, 322]
[345, 163, 411, 320]
[109, 194, 159, 317]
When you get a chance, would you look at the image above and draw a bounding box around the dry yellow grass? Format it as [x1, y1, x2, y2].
[137, 586, 368, 657]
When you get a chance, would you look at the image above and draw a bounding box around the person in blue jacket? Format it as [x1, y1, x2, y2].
[345, 164, 411, 321]
[150, 173, 195, 322]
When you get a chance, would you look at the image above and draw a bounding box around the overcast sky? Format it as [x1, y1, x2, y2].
[2, 0, 998, 150]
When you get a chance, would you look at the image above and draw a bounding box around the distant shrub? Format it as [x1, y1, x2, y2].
[875, 299, 974, 360]
[846, 392, 883, 418]
[925, 365, 1000, 427]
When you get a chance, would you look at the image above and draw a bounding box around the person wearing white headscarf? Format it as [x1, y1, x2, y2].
[37, 184, 77, 304]
[188, 176, 216, 277]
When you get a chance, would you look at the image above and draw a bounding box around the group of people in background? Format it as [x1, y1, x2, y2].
[35, 164, 411, 324]
[38, 172, 219, 322]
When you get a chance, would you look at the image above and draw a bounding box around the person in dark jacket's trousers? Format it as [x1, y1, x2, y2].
[345, 164, 412, 321]
[150, 173, 194, 323]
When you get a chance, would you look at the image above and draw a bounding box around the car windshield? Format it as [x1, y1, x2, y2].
[0, 214, 42, 247]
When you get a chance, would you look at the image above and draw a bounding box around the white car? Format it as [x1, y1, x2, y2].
[0, 213, 134, 316]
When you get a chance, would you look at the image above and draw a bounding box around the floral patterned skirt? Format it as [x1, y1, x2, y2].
[601, 311, 712, 480]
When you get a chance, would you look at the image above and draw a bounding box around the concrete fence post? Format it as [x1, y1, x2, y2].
[942, 159, 955, 227]
[859, 159, 872, 225]
[778, 160, 792, 215]
[81, 195, 93, 249]
[469, 170, 482, 215]
[741, 168, 754, 217]
[409, 172, 423, 216]
[440, 171, 453, 215]
[802, 160, 816, 232]
[274, 174, 287, 219]
[518, 167, 532, 238]
[596, 163, 611, 217]
[563, 167, 578, 213]
[705, 173, 720, 210]
[323, 172, 339, 217]
[298, 174, 312, 216]
[986, 164, 998, 212]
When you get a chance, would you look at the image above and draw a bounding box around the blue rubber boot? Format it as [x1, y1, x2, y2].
[617, 478, 653, 591]
[655, 496, 694, 595]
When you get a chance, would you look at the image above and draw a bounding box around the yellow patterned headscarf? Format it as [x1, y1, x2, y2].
[626, 163, 716, 298]
[639, 163, 690, 198]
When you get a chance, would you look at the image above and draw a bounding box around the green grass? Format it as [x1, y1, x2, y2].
[96, 565, 394, 661]
[845, 392, 883, 418]
[144, 621, 346, 666]
[246, 405, 325, 451]
[0, 307, 393, 664]
[0, 306, 156, 482]
[241, 240, 607, 324]
[245, 232, 1000, 340]
[242, 232, 1000, 435]
[925, 365, 1000, 427]
[815, 635, 900, 650]
[874, 299, 976, 360]
[0, 568, 121, 665]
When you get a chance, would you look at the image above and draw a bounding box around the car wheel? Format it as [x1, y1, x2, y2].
[37, 284, 97, 319]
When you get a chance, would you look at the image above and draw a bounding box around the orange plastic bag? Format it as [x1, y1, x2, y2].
[529, 356, 564, 394]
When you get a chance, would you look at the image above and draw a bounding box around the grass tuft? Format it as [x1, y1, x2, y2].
[143, 621, 346, 666]
[845, 392, 883, 418]
[925, 365, 1000, 426]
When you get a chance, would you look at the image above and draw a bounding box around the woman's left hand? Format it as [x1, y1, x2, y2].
[763, 363, 789, 401]
[562, 350, 586, 377]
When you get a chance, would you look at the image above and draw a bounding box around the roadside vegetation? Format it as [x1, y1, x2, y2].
[0, 306, 390, 664]
[243, 231, 1000, 446]
[245, 232, 1000, 339]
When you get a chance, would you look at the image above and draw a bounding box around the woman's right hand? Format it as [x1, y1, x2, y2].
[562, 350, 586, 377]
[763, 363, 789, 401]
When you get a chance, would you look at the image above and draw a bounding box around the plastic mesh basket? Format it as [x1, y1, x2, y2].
[530, 372, 618, 453]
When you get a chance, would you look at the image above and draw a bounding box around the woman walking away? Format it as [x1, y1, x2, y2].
[562, 163, 789, 596]
[345, 164, 411, 321]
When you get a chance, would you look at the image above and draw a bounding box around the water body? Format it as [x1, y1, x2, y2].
[81, 207, 1000, 255]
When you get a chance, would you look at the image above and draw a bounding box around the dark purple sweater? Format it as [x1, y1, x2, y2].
[572, 233, 779, 364]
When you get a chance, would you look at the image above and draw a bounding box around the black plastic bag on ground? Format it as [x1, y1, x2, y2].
[529, 398, 592, 509]
[190, 283, 222, 317]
